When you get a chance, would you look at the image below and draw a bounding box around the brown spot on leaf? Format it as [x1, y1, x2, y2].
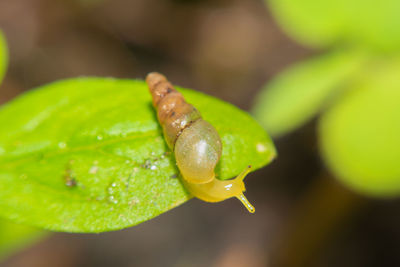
[64, 162, 77, 187]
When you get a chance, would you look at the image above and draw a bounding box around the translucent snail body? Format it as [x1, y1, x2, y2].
[146, 72, 255, 213]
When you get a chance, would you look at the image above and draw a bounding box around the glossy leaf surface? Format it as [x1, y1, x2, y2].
[0, 78, 275, 232]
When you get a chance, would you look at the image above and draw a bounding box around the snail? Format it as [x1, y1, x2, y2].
[146, 72, 255, 213]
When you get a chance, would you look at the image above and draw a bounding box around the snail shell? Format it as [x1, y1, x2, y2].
[175, 119, 222, 184]
[146, 72, 255, 213]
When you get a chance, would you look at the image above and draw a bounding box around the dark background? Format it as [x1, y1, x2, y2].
[1, 0, 400, 266]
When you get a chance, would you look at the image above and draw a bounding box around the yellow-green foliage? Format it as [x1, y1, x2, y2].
[0, 78, 275, 232]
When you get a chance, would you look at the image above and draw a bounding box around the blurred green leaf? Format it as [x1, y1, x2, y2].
[252, 50, 366, 136]
[319, 61, 400, 196]
[0, 31, 46, 262]
[0, 78, 275, 233]
[268, 0, 343, 48]
[268, 0, 400, 51]
[0, 219, 46, 260]
[0, 30, 7, 84]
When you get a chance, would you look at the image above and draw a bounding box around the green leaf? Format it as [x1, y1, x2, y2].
[0, 78, 275, 233]
[0, 219, 46, 260]
[268, 0, 344, 48]
[0, 35, 45, 257]
[0, 30, 8, 84]
[252, 50, 366, 137]
[319, 60, 400, 196]
[268, 0, 400, 51]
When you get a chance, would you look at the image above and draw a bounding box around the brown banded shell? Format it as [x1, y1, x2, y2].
[157, 94, 201, 148]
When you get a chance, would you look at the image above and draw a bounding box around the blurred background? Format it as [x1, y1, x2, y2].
[1, 0, 400, 266]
